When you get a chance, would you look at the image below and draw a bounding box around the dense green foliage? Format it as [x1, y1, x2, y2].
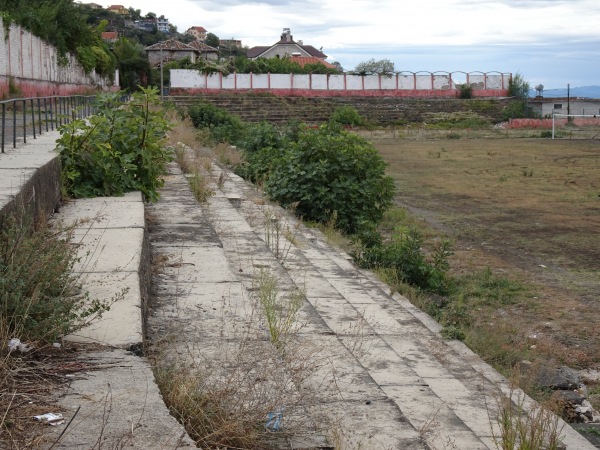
[188, 101, 247, 144]
[233, 55, 341, 75]
[353, 227, 453, 294]
[113, 38, 154, 91]
[329, 106, 364, 126]
[57, 88, 171, 201]
[264, 125, 394, 233]
[188, 102, 393, 233]
[0, 0, 116, 77]
[0, 214, 108, 343]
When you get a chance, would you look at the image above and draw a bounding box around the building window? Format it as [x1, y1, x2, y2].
[553, 104, 562, 109]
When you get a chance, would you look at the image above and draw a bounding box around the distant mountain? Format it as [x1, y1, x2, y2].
[529, 86, 600, 99]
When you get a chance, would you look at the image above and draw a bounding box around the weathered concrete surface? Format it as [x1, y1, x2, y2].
[43, 191, 195, 449]
[144, 156, 594, 450]
[53, 192, 147, 347]
[46, 349, 196, 450]
[0, 131, 61, 224]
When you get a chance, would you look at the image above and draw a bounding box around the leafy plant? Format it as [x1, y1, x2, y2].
[265, 125, 395, 233]
[457, 83, 473, 99]
[57, 87, 172, 202]
[329, 106, 364, 126]
[353, 227, 453, 294]
[188, 102, 246, 145]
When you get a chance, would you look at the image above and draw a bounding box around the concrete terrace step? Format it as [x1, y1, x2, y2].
[0, 135, 196, 449]
[207, 162, 595, 449]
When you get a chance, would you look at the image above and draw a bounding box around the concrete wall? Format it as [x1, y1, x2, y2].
[170, 70, 510, 98]
[530, 98, 600, 117]
[0, 17, 116, 98]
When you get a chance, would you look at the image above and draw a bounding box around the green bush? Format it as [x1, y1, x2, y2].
[57, 87, 171, 201]
[457, 83, 473, 99]
[329, 106, 364, 126]
[264, 125, 395, 233]
[352, 227, 453, 294]
[0, 215, 108, 343]
[188, 102, 246, 144]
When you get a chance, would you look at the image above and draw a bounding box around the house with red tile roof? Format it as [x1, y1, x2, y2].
[247, 28, 327, 61]
[101, 31, 119, 44]
[290, 56, 336, 69]
[186, 26, 207, 41]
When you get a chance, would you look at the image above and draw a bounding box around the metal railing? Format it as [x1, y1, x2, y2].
[1, 96, 96, 153]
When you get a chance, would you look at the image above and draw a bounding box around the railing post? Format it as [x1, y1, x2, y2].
[49, 97, 54, 131]
[37, 97, 42, 135]
[1, 103, 5, 153]
[23, 100, 27, 144]
[30, 98, 36, 139]
[13, 101, 17, 148]
[44, 98, 48, 132]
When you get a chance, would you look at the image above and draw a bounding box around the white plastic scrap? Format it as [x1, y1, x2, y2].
[34, 413, 65, 426]
[7, 338, 33, 354]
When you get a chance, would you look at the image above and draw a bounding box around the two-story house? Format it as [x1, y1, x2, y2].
[186, 26, 207, 41]
[247, 28, 327, 61]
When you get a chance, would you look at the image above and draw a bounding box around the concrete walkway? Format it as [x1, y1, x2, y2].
[146, 159, 595, 449]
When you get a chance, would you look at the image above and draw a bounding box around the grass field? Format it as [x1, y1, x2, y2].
[367, 132, 600, 374]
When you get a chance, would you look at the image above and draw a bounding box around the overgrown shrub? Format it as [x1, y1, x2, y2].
[188, 102, 246, 144]
[329, 106, 364, 126]
[457, 83, 473, 99]
[352, 227, 452, 294]
[265, 125, 395, 233]
[57, 87, 171, 201]
[0, 214, 108, 343]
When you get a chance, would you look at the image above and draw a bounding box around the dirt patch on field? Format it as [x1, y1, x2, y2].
[371, 135, 600, 369]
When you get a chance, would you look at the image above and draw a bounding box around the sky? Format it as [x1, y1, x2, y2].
[122, 0, 600, 89]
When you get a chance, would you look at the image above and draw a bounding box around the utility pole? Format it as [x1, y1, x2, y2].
[567, 83, 570, 117]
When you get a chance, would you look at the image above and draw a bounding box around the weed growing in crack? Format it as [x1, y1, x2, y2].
[262, 207, 296, 266]
[253, 269, 304, 352]
[489, 387, 565, 450]
[188, 171, 214, 203]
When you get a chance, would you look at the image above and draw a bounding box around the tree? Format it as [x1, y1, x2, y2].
[507, 72, 530, 99]
[128, 7, 142, 20]
[205, 32, 220, 48]
[353, 58, 395, 76]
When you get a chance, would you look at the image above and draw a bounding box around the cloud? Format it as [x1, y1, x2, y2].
[124, 0, 600, 87]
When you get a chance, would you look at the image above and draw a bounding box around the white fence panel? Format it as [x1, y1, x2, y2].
[253, 73, 269, 89]
[329, 74, 345, 90]
[433, 75, 451, 90]
[270, 74, 291, 89]
[381, 75, 396, 90]
[292, 74, 310, 90]
[398, 74, 415, 90]
[416, 75, 433, 90]
[346, 75, 363, 90]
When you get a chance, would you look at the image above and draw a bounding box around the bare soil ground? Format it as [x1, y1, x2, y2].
[366, 132, 600, 372]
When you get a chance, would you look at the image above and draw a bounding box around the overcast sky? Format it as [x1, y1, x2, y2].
[123, 0, 600, 88]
